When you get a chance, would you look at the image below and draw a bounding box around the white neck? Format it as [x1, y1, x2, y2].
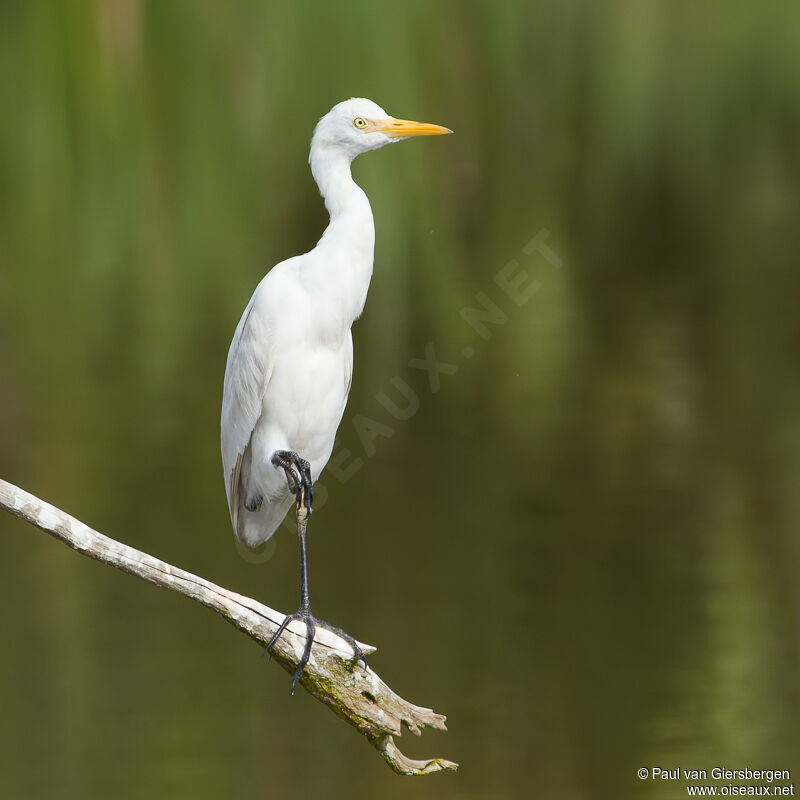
[307, 143, 375, 325]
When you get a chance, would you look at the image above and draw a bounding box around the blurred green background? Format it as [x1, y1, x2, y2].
[1, 1, 799, 798]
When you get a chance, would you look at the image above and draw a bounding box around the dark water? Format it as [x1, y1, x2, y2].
[1, 2, 799, 798]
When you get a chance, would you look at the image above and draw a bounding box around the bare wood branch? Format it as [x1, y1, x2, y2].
[0, 478, 457, 776]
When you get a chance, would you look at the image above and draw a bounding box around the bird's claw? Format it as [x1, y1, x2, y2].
[316, 620, 368, 672]
[263, 607, 368, 694]
[271, 450, 313, 514]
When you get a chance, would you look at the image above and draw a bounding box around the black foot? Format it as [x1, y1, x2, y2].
[271, 450, 313, 514]
[264, 606, 368, 694]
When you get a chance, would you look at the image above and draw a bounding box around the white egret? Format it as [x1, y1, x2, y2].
[221, 98, 451, 692]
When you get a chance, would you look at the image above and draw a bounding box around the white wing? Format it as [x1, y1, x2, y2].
[221, 289, 273, 539]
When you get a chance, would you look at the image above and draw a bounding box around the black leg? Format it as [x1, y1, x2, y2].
[264, 453, 367, 694]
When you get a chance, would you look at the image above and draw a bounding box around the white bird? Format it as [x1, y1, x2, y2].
[221, 98, 451, 691]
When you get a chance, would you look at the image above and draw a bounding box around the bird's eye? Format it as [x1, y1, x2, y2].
[353, 117, 368, 129]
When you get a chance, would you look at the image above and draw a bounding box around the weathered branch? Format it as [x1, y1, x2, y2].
[0, 478, 457, 776]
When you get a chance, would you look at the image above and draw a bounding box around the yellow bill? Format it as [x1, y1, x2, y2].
[377, 117, 453, 138]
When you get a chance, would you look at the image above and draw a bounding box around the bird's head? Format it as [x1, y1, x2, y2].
[310, 98, 452, 162]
